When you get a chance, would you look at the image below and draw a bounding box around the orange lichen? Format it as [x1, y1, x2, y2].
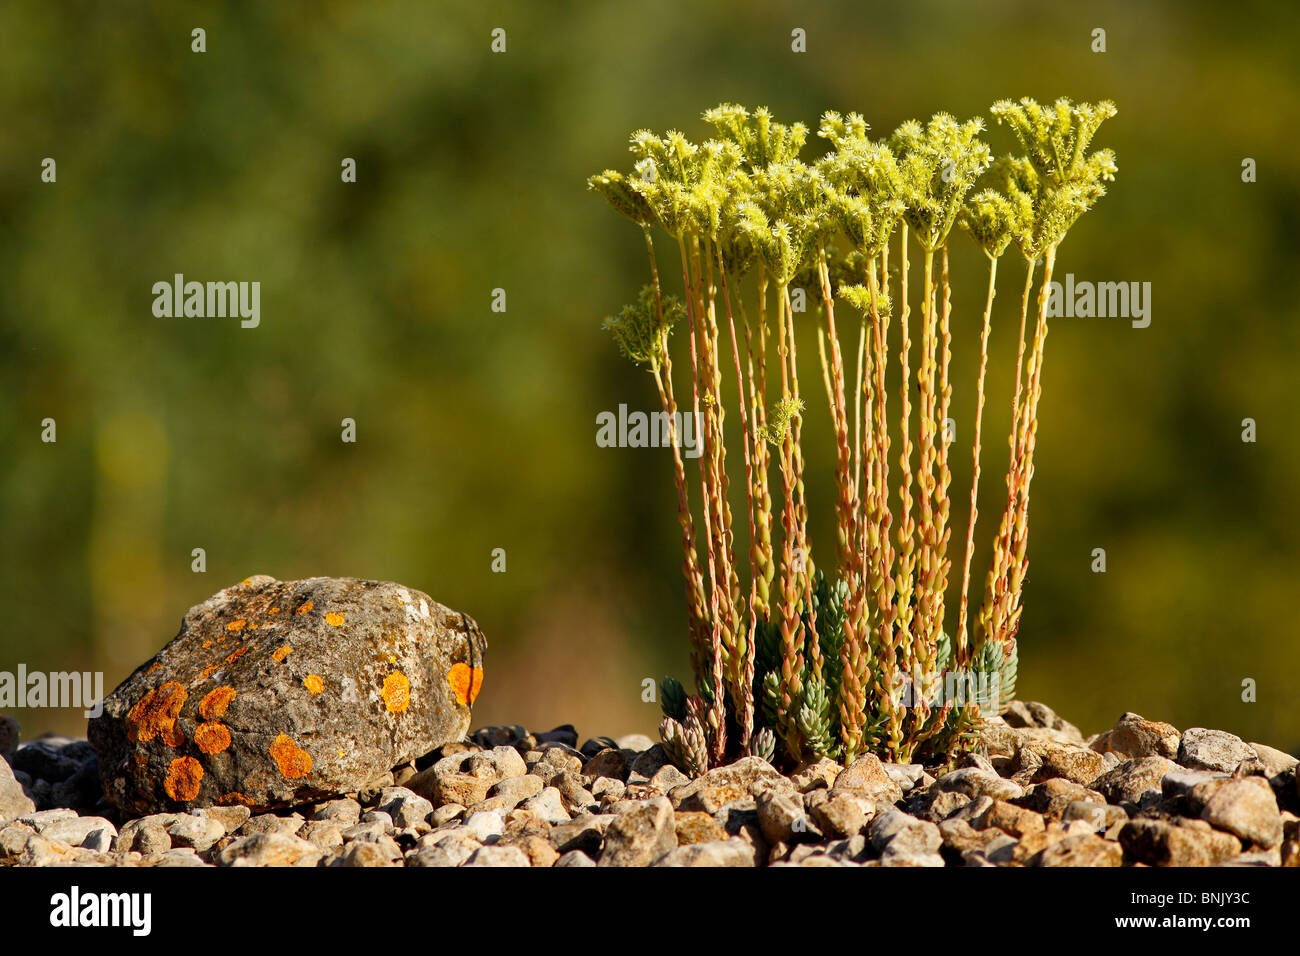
[272, 645, 293, 662]
[163, 756, 203, 801]
[217, 791, 253, 807]
[224, 646, 248, 665]
[324, 611, 345, 627]
[295, 600, 313, 615]
[226, 620, 247, 632]
[161, 723, 186, 748]
[126, 682, 188, 743]
[198, 661, 223, 680]
[447, 663, 484, 706]
[199, 686, 237, 720]
[194, 721, 232, 754]
[270, 734, 313, 779]
[145, 661, 162, 675]
[269, 607, 281, 614]
[382, 672, 411, 713]
[303, 674, 324, 694]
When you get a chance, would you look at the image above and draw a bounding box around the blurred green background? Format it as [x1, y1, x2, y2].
[1, 0, 1297, 752]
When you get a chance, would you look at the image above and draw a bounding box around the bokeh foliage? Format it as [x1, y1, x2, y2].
[1, 0, 1297, 751]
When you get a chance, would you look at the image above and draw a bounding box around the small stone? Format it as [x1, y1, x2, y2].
[309, 798, 362, 826]
[299, 821, 344, 851]
[674, 810, 728, 845]
[489, 774, 544, 807]
[809, 791, 872, 838]
[462, 809, 506, 843]
[1119, 818, 1242, 867]
[937, 818, 1016, 864]
[547, 814, 611, 855]
[536, 725, 579, 747]
[429, 804, 465, 827]
[0, 757, 36, 825]
[464, 844, 530, 867]
[833, 754, 904, 806]
[913, 789, 972, 823]
[1197, 776, 1282, 848]
[1015, 778, 1105, 820]
[238, 812, 305, 838]
[790, 758, 841, 793]
[341, 820, 390, 844]
[599, 796, 676, 866]
[41, 816, 117, 853]
[1032, 744, 1109, 786]
[196, 805, 252, 834]
[935, 768, 1022, 802]
[216, 832, 322, 867]
[554, 849, 596, 867]
[615, 733, 655, 753]
[498, 833, 559, 867]
[1161, 768, 1228, 799]
[882, 763, 927, 793]
[141, 848, 210, 867]
[648, 764, 690, 792]
[1090, 712, 1181, 759]
[324, 841, 401, 866]
[671, 757, 791, 814]
[975, 800, 1044, 838]
[869, 809, 941, 857]
[626, 745, 672, 783]
[582, 748, 629, 782]
[1177, 728, 1257, 773]
[1091, 756, 1178, 807]
[520, 787, 571, 825]
[655, 838, 757, 867]
[376, 786, 433, 828]
[756, 788, 816, 845]
[1248, 743, 1298, 778]
[1033, 832, 1122, 867]
[590, 777, 625, 804]
[165, 814, 225, 851]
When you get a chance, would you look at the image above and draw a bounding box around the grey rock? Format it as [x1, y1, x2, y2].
[215, 832, 322, 867]
[89, 576, 487, 814]
[1178, 728, 1257, 773]
[935, 768, 1022, 802]
[376, 786, 433, 827]
[1090, 712, 1181, 759]
[520, 787, 571, 825]
[1197, 776, 1282, 848]
[0, 757, 36, 824]
[653, 838, 755, 867]
[671, 756, 790, 814]
[308, 798, 362, 826]
[599, 797, 676, 866]
[554, 849, 597, 867]
[464, 844, 530, 867]
[1091, 756, 1178, 807]
[196, 804, 252, 834]
[869, 809, 942, 857]
[164, 814, 225, 851]
[42, 816, 118, 853]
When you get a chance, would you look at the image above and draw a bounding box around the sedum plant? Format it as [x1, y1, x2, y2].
[589, 97, 1117, 771]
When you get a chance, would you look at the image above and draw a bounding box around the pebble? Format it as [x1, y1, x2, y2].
[6, 704, 1296, 868]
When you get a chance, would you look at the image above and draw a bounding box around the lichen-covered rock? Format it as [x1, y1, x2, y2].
[88, 576, 487, 816]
